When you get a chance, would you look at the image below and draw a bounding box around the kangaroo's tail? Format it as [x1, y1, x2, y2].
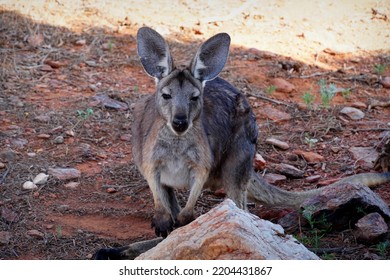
[247, 172, 390, 209]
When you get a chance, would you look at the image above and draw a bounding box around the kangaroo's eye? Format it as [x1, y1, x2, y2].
[191, 96, 199, 102]
[162, 93, 172, 100]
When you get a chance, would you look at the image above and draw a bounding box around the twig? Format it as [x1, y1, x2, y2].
[352, 128, 390, 132]
[0, 167, 11, 184]
[248, 92, 293, 107]
[292, 72, 331, 79]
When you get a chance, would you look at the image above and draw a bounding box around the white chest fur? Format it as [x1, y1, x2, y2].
[160, 158, 191, 189]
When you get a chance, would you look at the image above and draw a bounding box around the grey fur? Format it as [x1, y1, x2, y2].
[133, 27, 390, 238]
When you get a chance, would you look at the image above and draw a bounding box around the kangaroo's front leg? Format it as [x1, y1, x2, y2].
[175, 167, 209, 227]
[143, 166, 175, 238]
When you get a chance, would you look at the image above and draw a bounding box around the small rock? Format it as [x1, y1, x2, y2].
[26, 229, 44, 239]
[51, 126, 63, 133]
[1, 207, 18, 223]
[305, 175, 321, 183]
[94, 94, 129, 110]
[85, 60, 97, 67]
[351, 101, 367, 109]
[301, 182, 390, 230]
[27, 152, 37, 157]
[120, 134, 131, 142]
[354, 212, 388, 244]
[53, 135, 64, 144]
[271, 78, 295, 93]
[34, 114, 51, 123]
[349, 147, 378, 168]
[269, 163, 304, 178]
[261, 106, 292, 123]
[37, 134, 51, 139]
[340, 107, 365, 120]
[45, 60, 65, 69]
[278, 211, 304, 231]
[12, 138, 28, 148]
[64, 182, 80, 189]
[23, 181, 38, 190]
[33, 173, 49, 185]
[48, 167, 81, 180]
[40, 64, 53, 72]
[0, 231, 12, 244]
[265, 138, 290, 150]
[294, 150, 324, 163]
[75, 39, 86, 46]
[330, 146, 341, 154]
[253, 153, 266, 170]
[0, 149, 17, 162]
[106, 187, 118, 193]
[381, 77, 390, 89]
[0, 162, 5, 169]
[65, 129, 75, 137]
[264, 173, 287, 184]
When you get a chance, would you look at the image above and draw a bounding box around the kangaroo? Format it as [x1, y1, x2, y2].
[132, 27, 390, 238]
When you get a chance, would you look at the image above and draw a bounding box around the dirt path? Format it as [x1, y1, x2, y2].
[0, 1, 389, 259]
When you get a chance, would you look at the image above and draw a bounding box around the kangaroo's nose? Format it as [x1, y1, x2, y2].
[172, 115, 189, 133]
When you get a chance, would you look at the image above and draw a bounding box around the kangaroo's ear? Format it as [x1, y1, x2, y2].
[190, 33, 230, 82]
[137, 27, 174, 80]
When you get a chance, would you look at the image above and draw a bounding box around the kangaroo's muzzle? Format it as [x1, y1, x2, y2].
[172, 115, 189, 134]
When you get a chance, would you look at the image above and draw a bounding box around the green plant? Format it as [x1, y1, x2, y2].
[304, 133, 318, 148]
[77, 108, 94, 119]
[318, 79, 337, 108]
[302, 91, 315, 109]
[374, 64, 387, 75]
[56, 225, 63, 238]
[341, 88, 351, 99]
[265, 85, 276, 95]
[376, 241, 389, 258]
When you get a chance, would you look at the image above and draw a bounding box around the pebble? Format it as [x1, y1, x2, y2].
[53, 135, 64, 144]
[305, 175, 321, 183]
[37, 134, 51, 139]
[351, 101, 367, 109]
[381, 77, 390, 89]
[106, 187, 118, 193]
[75, 39, 86, 46]
[340, 106, 365, 120]
[34, 115, 51, 123]
[0, 162, 5, 169]
[261, 106, 292, 123]
[270, 163, 304, 178]
[294, 150, 324, 163]
[48, 167, 81, 180]
[33, 173, 49, 185]
[253, 153, 266, 171]
[0, 231, 11, 244]
[1, 208, 18, 223]
[120, 134, 131, 142]
[27, 152, 37, 157]
[264, 173, 287, 184]
[65, 129, 75, 137]
[265, 138, 290, 150]
[26, 229, 44, 239]
[23, 181, 38, 190]
[64, 182, 80, 189]
[270, 78, 295, 93]
[12, 138, 28, 148]
[349, 147, 378, 168]
[94, 94, 129, 110]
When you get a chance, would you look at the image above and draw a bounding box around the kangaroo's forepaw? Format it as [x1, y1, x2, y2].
[175, 210, 195, 228]
[151, 211, 174, 238]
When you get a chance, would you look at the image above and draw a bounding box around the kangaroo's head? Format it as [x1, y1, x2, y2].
[137, 27, 230, 136]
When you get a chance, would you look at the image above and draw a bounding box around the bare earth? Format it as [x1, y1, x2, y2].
[0, 0, 389, 259]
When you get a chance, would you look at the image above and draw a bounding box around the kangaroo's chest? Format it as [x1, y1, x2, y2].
[154, 133, 206, 189]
